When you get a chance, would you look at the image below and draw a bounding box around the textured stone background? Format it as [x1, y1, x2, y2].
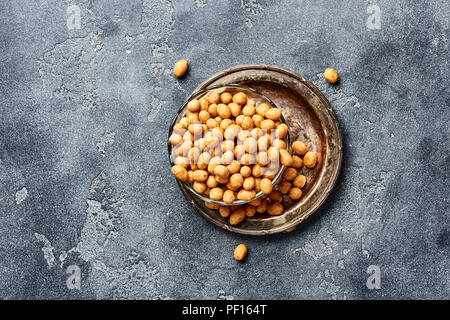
[0, 0, 448, 300]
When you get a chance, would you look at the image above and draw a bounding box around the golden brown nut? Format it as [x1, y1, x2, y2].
[245, 205, 256, 217]
[248, 198, 262, 207]
[250, 128, 263, 140]
[219, 206, 231, 218]
[293, 174, 306, 188]
[289, 187, 302, 200]
[272, 139, 287, 150]
[215, 175, 229, 184]
[188, 123, 202, 136]
[279, 149, 293, 167]
[243, 177, 255, 191]
[208, 92, 220, 104]
[205, 201, 219, 210]
[324, 68, 339, 84]
[260, 178, 273, 195]
[241, 116, 254, 130]
[208, 103, 218, 116]
[173, 59, 188, 78]
[277, 181, 292, 194]
[229, 208, 246, 225]
[193, 181, 207, 194]
[244, 137, 258, 154]
[193, 169, 208, 182]
[304, 152, 317, 168]
[292, 141, 308, 156]
[235, 114, 245, 126]
[265, 108, 281, 121]
[237, 189, 256, 201]
[267, 147, 279, 162]
[237, 129, 250, 142]
[267, 202, 284, 216]
[256, 199, 268, 213]
[171, 165, 189, 181]
[220, 92, 232, 104]
[169, 134, 183, 145]
[233, 244, 248, 260]
[246, 99, 256, 107]
[223, 190, 236, 204]
[187, 99, 200, 112]
[269, 190, 283, 202]
[207, 157, 222, 174]
[173, 123, 186, 132]
[229, 102, 241, 117]
[260, 119, 275, 131]
[197, 152, 211, 170]
[257, 152, 270, 166]
[206, 118, 218, 129]
[254, 178, 261, 192]
[199, 97, 209, 111]
[252, 114, 264, 128]
[199, 110, 210, 123]
[275, 123, 288, 139]
[213, 165, 229, 178]
[242, 104, 256, 117]
[257, 135, 270, 152]
[221, 140, 234, 152]
[263, 162, 279, 179]
[221, 150, 234, 165]
[252, 164, 262, 178]
[206, 175, 218, 188]
[217, 104, 231, 119]
[240, 166, 252, 178]
[175, 156, 189, 168]
[240, 153, 255, 166]
[283, 167, 297, 181]
[229, 173, 244, 189]
[179, 117, 189, 128]
[232, 92, 247, 105]
[292, 155, 303, 168]
[209, 187, 224, 201]
[187, 113, 199, 125]
[227, 161, 241, 174]
[234, 145, 246, 160]
[256, 103, 270, 117]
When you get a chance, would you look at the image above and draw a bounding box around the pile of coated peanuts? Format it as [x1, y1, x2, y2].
[170, 90, 317, 226]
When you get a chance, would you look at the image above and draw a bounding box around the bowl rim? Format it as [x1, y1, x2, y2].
[174, 64, 343, 235]
[167, 83, 290, 206]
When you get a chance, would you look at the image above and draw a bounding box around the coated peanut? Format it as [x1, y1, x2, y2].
[173, 59, 188, 78]
[233, 244, 248, 261]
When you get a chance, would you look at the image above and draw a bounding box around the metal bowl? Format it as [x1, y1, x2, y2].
[174, 64, 343, 235]
[168, 84, 290, 206]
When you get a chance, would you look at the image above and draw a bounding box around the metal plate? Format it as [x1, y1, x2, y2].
[176, 64, 343, 235]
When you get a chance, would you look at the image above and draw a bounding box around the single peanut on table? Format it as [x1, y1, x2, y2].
[323, 68, 339, 84]
[234, 244, 248, 261]
[173, 59, 189, 78]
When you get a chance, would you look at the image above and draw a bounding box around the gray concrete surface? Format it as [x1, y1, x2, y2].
[0, 0, 448, 300]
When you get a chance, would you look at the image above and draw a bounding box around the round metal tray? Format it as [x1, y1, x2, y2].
[176, 64, 343, 235]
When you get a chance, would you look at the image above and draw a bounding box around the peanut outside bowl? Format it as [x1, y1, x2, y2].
[172, 64, 343, 235]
